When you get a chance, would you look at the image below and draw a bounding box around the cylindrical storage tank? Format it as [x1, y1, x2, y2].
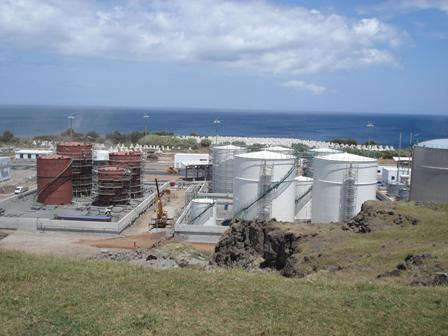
[311, 153, 377, 223]
[56, 142, 92, 197]
[410, 139, 448, 203]
[97, 166, 130, 206]
[265, 146, 294, 155]
[190, 198, 217, 226]
[37, 155, 73, 205]
[295, 176, 313, 220]
[109, 151, 142, 198]
[212, 145, 246, 193]
[233, 151, 296, 222]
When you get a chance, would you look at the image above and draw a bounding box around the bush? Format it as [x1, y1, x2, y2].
[200, 139, 212, 147]
[331, 138, 358, 145]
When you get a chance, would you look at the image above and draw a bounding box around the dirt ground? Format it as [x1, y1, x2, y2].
[78, 231, 167, 249]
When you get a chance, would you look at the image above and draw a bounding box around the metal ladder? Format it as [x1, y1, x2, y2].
[258, 162, 273, 220]
[341, 163, 358, 222]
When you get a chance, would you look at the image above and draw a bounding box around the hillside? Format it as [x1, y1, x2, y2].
[1, 201, 448, 335]
[0, 250, 447, 336]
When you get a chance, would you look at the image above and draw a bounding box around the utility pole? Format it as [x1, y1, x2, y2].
[68, 114, 75, 139]
[143, 114, 150, 137]
[213, 117, 221, 145]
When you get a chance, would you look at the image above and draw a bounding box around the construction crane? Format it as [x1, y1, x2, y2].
[151, 178, 171, 228]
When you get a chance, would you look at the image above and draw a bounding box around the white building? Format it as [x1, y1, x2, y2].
[15, 149, 53, 160]
[0, 156, 11, 182]
[381, 166, 411, 185]
[174, 153, 209, 169]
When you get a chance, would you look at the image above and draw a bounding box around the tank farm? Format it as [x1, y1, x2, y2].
[56, 142, 93, 197]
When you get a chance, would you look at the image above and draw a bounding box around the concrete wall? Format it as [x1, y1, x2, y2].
[0, 182, 169, 234]
[174, 224, 227, 244]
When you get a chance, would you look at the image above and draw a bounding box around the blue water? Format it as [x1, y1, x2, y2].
[1, 106, 447, 147]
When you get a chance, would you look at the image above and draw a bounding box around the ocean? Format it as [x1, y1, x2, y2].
[1, 106, 447, 147]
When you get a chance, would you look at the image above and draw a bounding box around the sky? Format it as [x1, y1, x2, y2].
[0, 0, 447, 114]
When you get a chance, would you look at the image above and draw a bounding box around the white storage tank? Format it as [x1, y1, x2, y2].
[265, 146, 294, 155]
[190, 198, 217, 226]
[212, 145, 246, 193]
[233, 151, 296, 222]
[410, 139, 448, 203]
[295, 176, 313, 220]
[312, 153, 377, 223]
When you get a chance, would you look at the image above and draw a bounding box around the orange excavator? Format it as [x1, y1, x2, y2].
[151, 178, 172, 228]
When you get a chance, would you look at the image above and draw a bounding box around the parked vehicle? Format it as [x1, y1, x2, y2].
[14, 186, 29, 194]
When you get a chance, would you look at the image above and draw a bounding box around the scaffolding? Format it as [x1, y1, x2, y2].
[258, 162, 273, 220]
[341, 163, 358, 222]
[93, 167, 131, 206]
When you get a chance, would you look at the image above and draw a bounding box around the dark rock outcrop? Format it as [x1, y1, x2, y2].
[213, 219, 317, 277]
[344, 201, 419, 233]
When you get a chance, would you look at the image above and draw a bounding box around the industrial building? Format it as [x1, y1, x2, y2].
[410, 138, 448, 203]
[15, 149, 53, 160]
[311, 153, 377, 223]
[0, 156, 11, 182]
[381, 166, 411, 185]
[233, 151, 296, 222]
[174, 153, 209, 169]
[211, 144, 246, 193]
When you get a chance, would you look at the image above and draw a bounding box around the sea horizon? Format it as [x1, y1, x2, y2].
[1, 105, 447, 147]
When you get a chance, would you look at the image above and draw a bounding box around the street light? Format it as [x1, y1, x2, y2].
[143, 114, 150, 137]
[213, 117, 221, 145]
[67, 114, 75, 139]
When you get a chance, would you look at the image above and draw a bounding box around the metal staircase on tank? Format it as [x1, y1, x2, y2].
[341, 163, 358, 222]
[258, 162, 273, 220]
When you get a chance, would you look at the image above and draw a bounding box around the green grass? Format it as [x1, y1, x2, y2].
[0, 250, 447, 336]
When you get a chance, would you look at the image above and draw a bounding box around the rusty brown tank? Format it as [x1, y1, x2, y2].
[109, 151, 143, 198]
[56, 142, 92, 197]
[37, 155, 73, 205]
[96, 166, 131, 206]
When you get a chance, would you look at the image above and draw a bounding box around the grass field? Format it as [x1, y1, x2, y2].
[1, 249, 447, 336]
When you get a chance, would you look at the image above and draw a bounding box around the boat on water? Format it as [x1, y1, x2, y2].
[366, 121, 375, 127]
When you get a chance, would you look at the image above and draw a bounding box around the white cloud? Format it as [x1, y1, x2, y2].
[0, 0, 405, 75]
[283, 80, 328, 95]
[368, 0, 448, 15]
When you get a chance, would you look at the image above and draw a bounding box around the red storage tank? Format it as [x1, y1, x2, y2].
[109, 151, 143, 198]
[37, 155, 73, 205]
[57, 142, 92, 196]
[97, 166, 131, 206]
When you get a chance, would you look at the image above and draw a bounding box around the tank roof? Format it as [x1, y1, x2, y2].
[310, 147, 340, 153]
[38, 154, 70, 160]
[236, 150, 294, 160]
[295, 176, 313, 182]
[192, 198, 215, 204]
[416, 138, 448, 149]
[317, 152, 377, 162]
[58, 142, 91, 146]
[214, 144, 242, 150]
[266, 146, 291, 151]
